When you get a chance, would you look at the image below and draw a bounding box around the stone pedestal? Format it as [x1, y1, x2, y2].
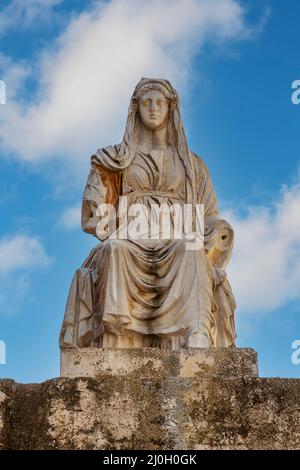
[60, 347, 259, 379]
[1, 348, 300, 450]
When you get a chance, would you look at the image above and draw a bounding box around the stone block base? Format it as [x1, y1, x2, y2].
[60, 347, 259, 379]
[0, 348, 299, 450]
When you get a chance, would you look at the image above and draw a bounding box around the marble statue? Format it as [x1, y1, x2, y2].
[60, 78, 236, 350]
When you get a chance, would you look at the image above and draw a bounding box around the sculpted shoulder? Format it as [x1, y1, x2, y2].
[91, 143, 122, 171]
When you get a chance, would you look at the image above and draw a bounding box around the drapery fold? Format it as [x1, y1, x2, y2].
[60, 78, 236, 350]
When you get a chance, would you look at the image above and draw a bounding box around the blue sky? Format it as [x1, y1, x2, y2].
[0, 0, 300, 382]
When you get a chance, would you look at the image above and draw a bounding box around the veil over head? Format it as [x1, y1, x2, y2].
[91, 77, 197, 203]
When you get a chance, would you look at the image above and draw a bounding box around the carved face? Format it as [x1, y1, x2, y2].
[138, 90, 169, 131]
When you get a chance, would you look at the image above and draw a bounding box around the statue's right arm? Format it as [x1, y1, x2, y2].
[81, 164, 108, 239]
[81, 163, 122, 240]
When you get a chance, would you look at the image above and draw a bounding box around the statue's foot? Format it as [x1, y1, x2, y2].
[187, 331, 211, 348]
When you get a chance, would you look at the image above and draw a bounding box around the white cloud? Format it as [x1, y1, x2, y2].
[0, 234, 51, 315]
[59, 204, 81, 229]
[225, 177, 300, 314]
[0, 235, 51, 275]
[0, 0, 249, 166]
[0, 0, 62, 36]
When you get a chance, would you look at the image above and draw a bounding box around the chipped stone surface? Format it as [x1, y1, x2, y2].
[178, 348, 258, 378]
[0, 380, 15, 449]
[0, 391, 7, 443]
[0, 349, 299, 450]
[61, 347, 258, 379]
[61, 347, 177, 379]
[179, 377, 300, 450]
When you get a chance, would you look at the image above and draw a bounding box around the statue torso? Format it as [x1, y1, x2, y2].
[123, 146, 186, 201]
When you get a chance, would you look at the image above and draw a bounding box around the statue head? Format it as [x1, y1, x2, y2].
[131, 78, 179, 135]
[137, 89, 169, 131]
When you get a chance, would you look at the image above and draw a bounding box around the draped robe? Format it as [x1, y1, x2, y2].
[60, 145, 236, 350]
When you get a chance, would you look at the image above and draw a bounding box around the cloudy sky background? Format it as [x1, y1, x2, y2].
[0, 0, 300, 382]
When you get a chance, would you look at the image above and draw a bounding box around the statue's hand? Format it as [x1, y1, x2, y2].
[214, 226, 232, 252]
[205, 220, 234, 269]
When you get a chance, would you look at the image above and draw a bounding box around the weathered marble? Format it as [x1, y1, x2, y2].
[60, 78, 236, 351]
[60, 347, 258, 379]
[1, 349, 300, 450]
[0, 373, 299, 450]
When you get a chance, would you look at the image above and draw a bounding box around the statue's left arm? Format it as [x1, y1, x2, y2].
[193, 153, 236, 347]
